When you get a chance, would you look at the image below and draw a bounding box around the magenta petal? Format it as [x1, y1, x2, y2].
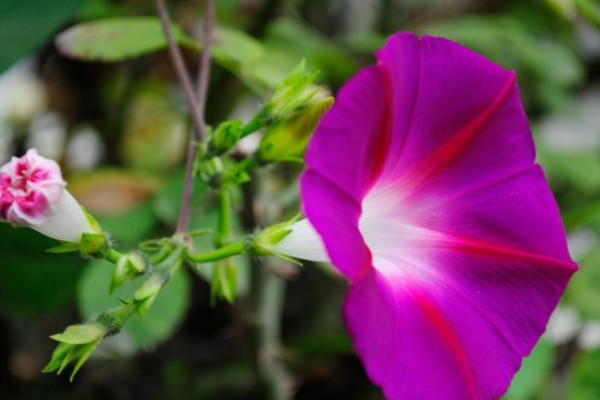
[304, 66, 389, 202]
[303, 65, 390, 280]
[345, 249, 575, 400]
[301, 170, 372, 280]
[301, 31, 578, 400]
[376, 33, 516, 183]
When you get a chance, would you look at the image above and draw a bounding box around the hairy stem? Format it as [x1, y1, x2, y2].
[101, 248, 123, 264]
[172, 0, 215, 233]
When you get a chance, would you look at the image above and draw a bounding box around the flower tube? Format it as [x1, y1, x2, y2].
[0, 149, 93, 242]
[276, 33, 578, 400]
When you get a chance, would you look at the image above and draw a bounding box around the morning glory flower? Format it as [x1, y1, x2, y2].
[0, 149, 93, 242]
[276, 33, 578, 399]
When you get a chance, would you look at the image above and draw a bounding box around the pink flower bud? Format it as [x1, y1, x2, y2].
[0, 149, 93, 242]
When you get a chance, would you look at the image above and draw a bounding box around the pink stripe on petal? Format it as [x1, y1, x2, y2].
[398, 73, 516, 195]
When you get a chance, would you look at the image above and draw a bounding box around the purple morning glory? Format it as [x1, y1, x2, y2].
[275, 32, 578, 399]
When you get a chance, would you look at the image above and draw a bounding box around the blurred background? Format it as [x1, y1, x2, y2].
[1, 0, 600, 399]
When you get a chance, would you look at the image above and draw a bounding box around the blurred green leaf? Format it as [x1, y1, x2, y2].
[211, 26, 266, 91]
[153, 169, 208, 226]
[0, 224, 83, 316]
[564, 200, 600, 231]
[425, 15, 584, 109]
[122, 83, 188, 171]
[539, 149, 600, 195]
[0, 0, 80, 73]
[55, 17, 199, 62]
[97, 202, 156, 244]
[566, 248, 600, 319]
[287, 332, 355, 357]
[78, 259, 190, 348]
[504, 340, 554, 400]
[571, 347, 600, 400]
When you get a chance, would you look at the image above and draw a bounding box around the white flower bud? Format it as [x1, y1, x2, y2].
[0, 149, 94, 242]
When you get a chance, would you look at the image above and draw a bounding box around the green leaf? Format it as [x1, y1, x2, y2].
[0, 0, 81, 73]
[565, 248, 600, 320]
[210, 26, 266, 91]
[425, 15, 584, 110]
[253, 19, 357, 90]
[56, 17, 199, 62]
[77, 259, 190, 349]
[504, 340, 554, 400]
[0, 224, 83, 316]
[121, 81, 188, 171]
[153, 169, 208, 226]
[97, 202, 157, 244]
[571, 347, 600, 400]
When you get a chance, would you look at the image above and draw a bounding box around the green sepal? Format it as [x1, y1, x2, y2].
[80, 232, 109, 257]
[47, 242, 80, 254]
[42, 342, 72, 373]
[265, 60, 321, 120]
[110, 253, 147, 293]
[50, 322, 107, 345]
[42, 339, 101, 381]
[133, 272, 168, 317]
[82, 207, 103, 234]
[188, 229, 213, 238]
[69, 340, 100, 382]
[210, 259, 238, 305]
[258, 96, 334, 164]
[250, 214, 301, 255]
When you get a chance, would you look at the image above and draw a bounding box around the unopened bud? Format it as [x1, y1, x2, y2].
[0, 149, 95, 242]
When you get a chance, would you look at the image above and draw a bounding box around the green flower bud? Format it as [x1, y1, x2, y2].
[134, 271, 168, 317]
[258, 96, 334, 164]
[265, 60, 321, 120]
[111, 252, 147, 292]
[210, 119, 244, 154]
[210, 259, 238, 305]
[44, 304, 136, 381]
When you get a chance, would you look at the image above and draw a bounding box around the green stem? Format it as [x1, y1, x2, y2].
[216, 188, 232, 246]
[99, 302, 136, 335]
[241, 112, 267, 138]
[186, 241, 245, 263]
[102, 248, 123, 264]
